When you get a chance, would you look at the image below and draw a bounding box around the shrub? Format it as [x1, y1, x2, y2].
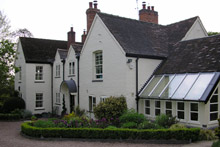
[21, 109, 32, 119]
[121, 122, 137, 129]
[119, 109, 146, 126]
[74, 106, 86, 117]
[199, 129, 217, 141]
[155, 114, 178, 128]
[21, 122, 201, 142]
[2, 97, 25, 113]
[138, 121, 163, 129]
[0, 113, 21, 120]
[93, 96, 127, 121]
[170, 123, 186, 129]
[212, 140, 220, 147]
[33, 120, 56, 128]
[63, 112, 75, 121]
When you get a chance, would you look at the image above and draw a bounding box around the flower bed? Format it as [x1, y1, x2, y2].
[21, 122, 200, 141]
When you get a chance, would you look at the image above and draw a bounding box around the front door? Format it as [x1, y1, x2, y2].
[70, 95, 75, 113]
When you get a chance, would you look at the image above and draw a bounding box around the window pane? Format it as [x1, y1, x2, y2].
[155, 101, 160, 108]
[185, 73, 214, 100]
[210, 104, 218, 112]
[191, 103, 198, 111]
[166, 101, 172, 109]
[166, 110, 172, 116]
[215, 88, 218, 94]
[191, 113, 198, 121]
[210, 95, 218, 103]
[89, 96, 92, 111]
[155, 109, 160, 116]
[210, 113, 218, 121]
[172, 74, 199, 99]
[177, 111, 184, 119]
[141, 76, 162, 97]
[145, 100, 150, 107]
[151, 75, 174, 98]
[160, 74, 185, 98]
[178, 102, 184, 110]
[145, 108, 150, 115]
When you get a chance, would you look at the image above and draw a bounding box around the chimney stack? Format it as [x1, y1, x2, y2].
[67, 27, 75, 49]
[81, 29, 87, 43]
[139, 2, 158, 24]
[86, 1, 100, 33]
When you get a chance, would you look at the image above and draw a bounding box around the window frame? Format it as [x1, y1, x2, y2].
[145, 99, 150, 115]
[94, 51, 103, 80]
[210, 88, 218, 121]
[35, 93, 43, 108]
[69, 61, 75, 76]
[35, 66, 43, 81]
[155, 100, 161, 116]
[89, 96, 96, 112]
[177, 102, 185, 120]
[55, 93, 61, 104]
[55, 64, 60, 77]
[165, 101, 172, 116]
[190, 102, 199, 121]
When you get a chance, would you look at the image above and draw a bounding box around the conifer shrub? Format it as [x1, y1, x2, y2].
[2, 97, 25, 113]
[155, 114, 178, 128]
[93, 96, 127, 121]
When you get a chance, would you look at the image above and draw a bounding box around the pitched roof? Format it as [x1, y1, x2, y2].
[57, 49, 68, 59]
[71, 43, 83, 54]
[20, 37, 67, 63]
[97, 13, 197, 58]
[155, 35, 220, 74]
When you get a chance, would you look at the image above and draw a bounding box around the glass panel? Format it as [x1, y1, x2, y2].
[191, 103, 198, 111]
[210, 113, 218, 121]
[155, 109, 160, 116]
[150, 75, 174, 98]
[178, 102, 184, 110]
[185, 73, 214, 100]
[160, 74, 185, 99]
[166, 101, 172, 109]
[191, 113, 198, 121]
[177, 111, 184, 119]
[145, 108, 150, 115]
[172, 74, 199, 99]
[210, 104, 218, 112]
[166, 110, 172, 116]
[215, 88, 218, 94]
[145, 100, 150, 107]
[141, 76, 162, 97]
[155, 101, 160, 108]
[210, 95, 218, 103]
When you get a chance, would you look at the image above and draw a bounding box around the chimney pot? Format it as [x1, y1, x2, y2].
[147, 6, 150, 10]
[94, 0, 97, 9]
[71, 27, 73, 32]
[89, 2, 93, 8]
[151, 6, 154, 11]
[142, 2, 146, 9]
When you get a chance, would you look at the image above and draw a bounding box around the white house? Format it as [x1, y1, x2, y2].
[15, 1, 220, 128]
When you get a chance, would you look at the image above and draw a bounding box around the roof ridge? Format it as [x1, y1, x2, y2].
[20, 37, 67, 42]
[166, 16, 198, 26]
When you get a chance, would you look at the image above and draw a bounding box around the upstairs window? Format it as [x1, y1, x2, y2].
[35, 66, 43, 80]
[69, 62, 75, 75]
[56, 65, 60, 77]
[94, 51, 103, 79]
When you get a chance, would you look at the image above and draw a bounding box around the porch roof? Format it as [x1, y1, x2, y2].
[139, 72, 220, 103]
[60, 79, 77, 94]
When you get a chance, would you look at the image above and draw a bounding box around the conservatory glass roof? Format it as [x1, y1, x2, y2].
[139, 72, 220, 102]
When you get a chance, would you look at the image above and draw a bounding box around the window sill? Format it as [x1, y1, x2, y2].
[55, 103, 61, 106]
[208, 120, 218, 125]
[68, 74, 75, 77]
[55, 76, 61, 78]
[35, 107, 45, 111]
[34, 80, 45, 83]
[188, 120, 200, 124]
[92, 80, 103, 82]
[18, 81, 22, 83]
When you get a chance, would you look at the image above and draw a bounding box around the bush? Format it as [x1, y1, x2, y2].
[21, 109, 32, 119]
[119, 109, 146, 126]
[121, 122, 137, 129]
[2, 97, 25, 113]
[199, 129, 217, 141]
[212, 140, 220, 147]
[74, 106, 86, 117]
[93, 96, 127, 121]
[0, 113, 21, 120]
[21, 122, 201, 141]
[170, 123, 186, 129]
[155, 114, 178, 128]
[33, 120, 56, 128]
[138, 121, 163, 129]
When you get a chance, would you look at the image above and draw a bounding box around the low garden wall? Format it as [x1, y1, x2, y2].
[21, 122, 200, 142]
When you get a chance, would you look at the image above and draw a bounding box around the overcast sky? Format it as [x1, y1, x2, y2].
[1, 0, 220, 42]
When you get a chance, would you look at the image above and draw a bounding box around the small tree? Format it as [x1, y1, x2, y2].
[61, 97, 67, 116]
[94, 96, 127, 121]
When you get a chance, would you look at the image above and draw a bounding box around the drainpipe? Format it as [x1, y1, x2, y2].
[136, 58, 139, 113]
[76, 53, 80, 106]
[51, 63, 54, 115]
[61, 59, 66, 81]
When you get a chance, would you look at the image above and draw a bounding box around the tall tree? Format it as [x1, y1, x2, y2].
[208, 31, 220, 36]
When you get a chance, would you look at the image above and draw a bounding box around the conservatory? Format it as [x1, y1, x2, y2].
[138, 72, 220, 128]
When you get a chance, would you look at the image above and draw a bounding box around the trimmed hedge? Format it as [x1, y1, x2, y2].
[0, 113, 21, 120]
[21, 122, 200, 141]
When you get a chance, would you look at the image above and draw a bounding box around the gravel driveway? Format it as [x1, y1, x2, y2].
[0, 121, 213, 147]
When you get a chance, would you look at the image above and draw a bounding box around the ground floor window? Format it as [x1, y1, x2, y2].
[177, 102, 184, 119]
[155, 101, 160, 116]
[36, 93, 43, 108]
[89, 96, 96, 112]
[100, 96, 108, 103]
[165, 101, 172, 116]
[56, 93, 60, 104]
[210, 88, 218, 121]
[190, 103, 198, 121]
[145, 100, 150, 115]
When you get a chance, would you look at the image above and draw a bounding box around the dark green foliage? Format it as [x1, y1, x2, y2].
[2, 97, 25, 113]
[208, 31, 220, 36]
[199, 129, 217, 140]
[74, 106, 86, 117]
[155, 114, 178, 128]
[212, 140, 220, 147]
[33, 120, 56, 128]
[0, 113, 21, 120]
[61, 97, 67, 116]
[138, 121, 163, 129]
[215, 118, 220, 138]
[119, 109, 146, 126]
[121, 122, 137, 129]
[21, 122, 200, 141]
[93, 96, 127, 121]
[169, 123, 186, 129]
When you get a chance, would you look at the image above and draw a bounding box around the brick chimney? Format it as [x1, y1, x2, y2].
[86, 1, 100, 33]
[67, 27, 75, 49]
[81, 29, 87, 43]
[139, 2, 158, 24]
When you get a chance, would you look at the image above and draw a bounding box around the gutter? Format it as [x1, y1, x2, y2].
[51, 63, 54, 115]
[76, 53, 80, 106]
[61, 59, 66, 81]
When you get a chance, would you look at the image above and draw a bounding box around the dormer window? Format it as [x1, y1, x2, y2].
[56, 65, 60, 77]
[69, 62, 75, 75]
[94, 51, 103, 79]
[35, 66, 43, 80]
